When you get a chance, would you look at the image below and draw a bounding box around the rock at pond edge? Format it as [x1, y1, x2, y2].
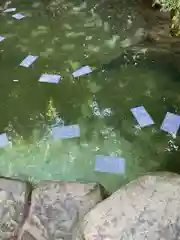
[18, 181, 103, 240]
[81, 172, 180, 240]
[0, 178, 30, 240]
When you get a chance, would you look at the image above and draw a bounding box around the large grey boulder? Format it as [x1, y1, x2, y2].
[19, 181, 102, 240]
[80, 172, 180, 240]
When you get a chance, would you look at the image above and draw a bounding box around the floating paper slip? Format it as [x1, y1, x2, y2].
[20, 55, 38, 68]
[72, 65, 92, 78]
[0, 36, 5, 42]
[0, 133, 9, 148]
[39, 74, 61, 84]
[52, 124, 80, 139]
[131, 106, 154, 127]
[4, 8, 16, 13]
[12, 13, 25, 20]
[95, 155, 125, 174]
[161, 112, 180, 135]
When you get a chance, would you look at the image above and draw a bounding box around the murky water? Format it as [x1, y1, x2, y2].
[0, 0, 180, 192]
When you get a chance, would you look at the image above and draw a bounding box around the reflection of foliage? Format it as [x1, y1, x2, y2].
[154, 0, 180, 11]
[170, 9, 180, 36]
[154, 0, 180, 36]
[46, 98, 56, 121]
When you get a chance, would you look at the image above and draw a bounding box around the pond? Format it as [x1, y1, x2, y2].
[0, 0, 180, 192]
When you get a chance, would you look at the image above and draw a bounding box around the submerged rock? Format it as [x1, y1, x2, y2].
[18, 181, 102, 240]
[80, 172, 180, 240]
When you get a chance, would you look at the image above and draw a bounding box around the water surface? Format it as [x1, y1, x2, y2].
[0, 0, 180, 192]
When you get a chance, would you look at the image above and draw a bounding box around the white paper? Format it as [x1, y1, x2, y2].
[39, 74, 61, 84]
[72, 65, 92, 78]
[161, 112, 180, 135]
[52, 125, 80, 139]
[0, 36, 5, 42]
[0, 133, 9, 148]
[4, 8, 16, 13]
[20, 55, 38, 67]
[12, 13, 25, 20]
[131, 106, 154, 128]
[95, 155, 125, 174]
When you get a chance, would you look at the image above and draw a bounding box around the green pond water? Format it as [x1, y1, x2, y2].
[0, 0, 180, 192]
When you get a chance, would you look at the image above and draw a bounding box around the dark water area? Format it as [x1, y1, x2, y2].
[0, 0, 180, 192]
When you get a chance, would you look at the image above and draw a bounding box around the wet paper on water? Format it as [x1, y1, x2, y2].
[72, 65, 92, 78]
[131, 106, 154, 127]
[0, 133, 9, 148]
[95, 155, 125, 174]
[12, 13, 25, 20]
[161, 112, 180, 135]
[39, 74, 61, 84]
[20, 55, 38, 67]
[52, 124, 80, 139]
[0, 36, 5, 42]
[4, 8, 16, 13]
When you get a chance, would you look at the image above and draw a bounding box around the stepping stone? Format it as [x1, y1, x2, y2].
[0, 36, 5, 42]
[12, 13, 25, 20]
[72, 65, 92, 78]
[38, 74, 61, 84]
[18, 181, 102, 240]
[4, 8, 16, 12]
[81, 173, 180, 240]
[131, 106, 154, 128]
[0, 178, 29, 240]
[52, 124, 80, 139]
[95, 155, 125, 174]
[161, 112, 180, 135]
[0, 133, 9, 148]
[19, 55, 39, 68]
